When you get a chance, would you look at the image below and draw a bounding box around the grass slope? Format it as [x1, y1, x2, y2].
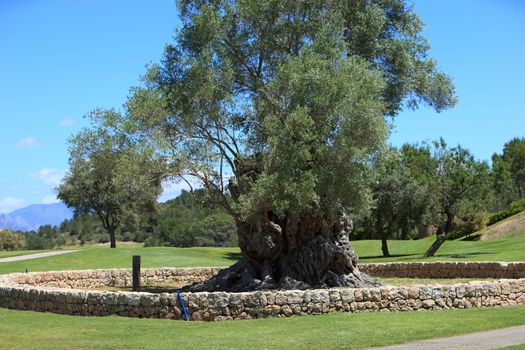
[479, 211, 525, 241]
[1, 306, 524, 350]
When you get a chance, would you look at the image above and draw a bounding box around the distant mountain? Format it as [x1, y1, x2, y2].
[0, 202, 74, 232]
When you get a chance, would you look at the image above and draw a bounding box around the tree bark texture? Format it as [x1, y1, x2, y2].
[381, 236, 390, 257]
[109, 228, 117, 249]
[424, 233, 446, 257]
[188, 207, 382, 292]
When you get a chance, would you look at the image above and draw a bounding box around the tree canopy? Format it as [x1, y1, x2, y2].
[57, 110, 165, 248]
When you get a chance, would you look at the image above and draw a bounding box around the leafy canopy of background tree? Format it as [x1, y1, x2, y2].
[145, 189, 236, 248]
[0, 229, 25, 251]
[492, 137, 525, 200]
[405, 139, 491, 257]
[357, 146, 430, 257]
[357, 140, 491, 257]
[57, 110, 165, 248]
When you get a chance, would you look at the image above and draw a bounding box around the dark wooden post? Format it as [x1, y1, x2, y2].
[132, 255, 141, 291]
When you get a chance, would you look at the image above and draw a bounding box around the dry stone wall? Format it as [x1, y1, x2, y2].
[360, 262, 525, 279]
[0, 262, 524, 321]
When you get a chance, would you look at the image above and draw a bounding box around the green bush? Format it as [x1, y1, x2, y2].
[488, 198, 525, 225]
[0, 229, 26, 251]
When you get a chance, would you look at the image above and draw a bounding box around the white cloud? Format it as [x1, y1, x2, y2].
[59, 118, 76, 127]
[0, 197, 26, 213]
[41, 195, 60, 204]
[17, 137, 42, 149]
[31, 168, 65, 187]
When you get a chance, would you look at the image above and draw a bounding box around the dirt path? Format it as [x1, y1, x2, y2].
[0, 250, 78, 263]
[367, 325, 525, 350]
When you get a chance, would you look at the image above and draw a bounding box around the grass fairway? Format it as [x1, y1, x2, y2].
[1, 235, 525, 275]
[353, 235, 525, 263]
[0, 245, 240, 275]
[1, 306, 524, 350]
[0, 249, 55, 259]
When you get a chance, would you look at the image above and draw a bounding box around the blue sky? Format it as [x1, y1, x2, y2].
[0, 0, 524, 213]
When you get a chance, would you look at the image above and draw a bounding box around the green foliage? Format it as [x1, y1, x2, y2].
[124, 0, 455, 226]
[355, 147, 431, 255]
[488, 198, 525, 226]
[412, 139, 490, 235]
[25, 225, 67, 250]
[0, 229, 25, 251]
[490, 154, 517, 210]
[358, 139, 491, 253]
[447, 202, 489, 240]
[491, 137, 525, 205]
[57, 110, 165, 248]
[145, 190, 236, 248]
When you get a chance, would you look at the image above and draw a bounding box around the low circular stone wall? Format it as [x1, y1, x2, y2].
[0, 262, 524, 321]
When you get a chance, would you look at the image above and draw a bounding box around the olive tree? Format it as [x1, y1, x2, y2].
[57, 110, 164, 248]
[126, 0, 455, 290]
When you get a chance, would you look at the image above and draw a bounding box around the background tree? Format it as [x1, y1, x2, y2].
[145, 189, 237, 248]
[423, 139, 490, 257]
[490, 154, 518, 210]
[123, 0, 455, 291]
[364, 148, 430, 257]
[494, 137, 525, 199]
[0, 229, 26, 251]
[57, 110, 164, 248]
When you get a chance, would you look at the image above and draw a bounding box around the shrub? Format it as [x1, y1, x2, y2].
[0, 229, 26, 251]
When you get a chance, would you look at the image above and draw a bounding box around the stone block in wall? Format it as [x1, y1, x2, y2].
[286, 290, 304, 304]
[208, 292, 229, 308]
[310, 290, 329, 303]
[339, 288, 355, 303]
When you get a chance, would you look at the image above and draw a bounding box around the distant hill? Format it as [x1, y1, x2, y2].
[0, 202, 74, 232]
[479, 211, 525, 240]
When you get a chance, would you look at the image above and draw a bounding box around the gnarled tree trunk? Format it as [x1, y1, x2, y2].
[188, 206, 381, 292]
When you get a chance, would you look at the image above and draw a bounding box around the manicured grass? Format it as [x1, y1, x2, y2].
[1, 234, 524, 275]
[0, 306, 524, 350]
[499, 345, 525, 350]
[0, 249, 55, 259]
[382, 277, 498, 286]
[353, 235, 525, 263]
[0, 245, 239, 275]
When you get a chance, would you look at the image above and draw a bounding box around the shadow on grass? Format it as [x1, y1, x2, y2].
[224, 252, 242, 262]
[358, 254, 417, 261]
[460, 234, 482, 241]
[435, 251, 497, 259]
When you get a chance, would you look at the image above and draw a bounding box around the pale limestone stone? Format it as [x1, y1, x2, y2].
[339, 288, 355, 303]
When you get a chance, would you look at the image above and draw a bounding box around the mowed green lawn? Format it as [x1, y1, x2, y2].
[2, 235, 525, 275]
[355, 235, 525, 263]
[1, 236, 524, 349]
[0, 245, 240, 275]
[0, 249, 55, 259]
[0, 306, 524, 350]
